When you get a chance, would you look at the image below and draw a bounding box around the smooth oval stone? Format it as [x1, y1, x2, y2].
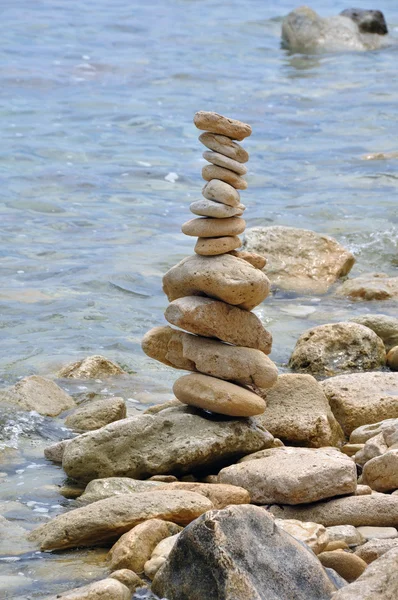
[202, 165, 247, 190]
[203, 151, 247, 176]
[173, 373, 266, 417]
[182, 217, 246, 238]
[162, 254, 271, 311]
[164, 296, 272, 354]
[190, 199, 245, 218]
[195, 236, 241, 256]
[194, 111, 252, 141]
[202, 179, 241, 207]
[199, 132, 249, 163]
[228, 250, 267, 269]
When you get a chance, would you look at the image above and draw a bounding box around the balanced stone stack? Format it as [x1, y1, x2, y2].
[142, 111, 278, 417]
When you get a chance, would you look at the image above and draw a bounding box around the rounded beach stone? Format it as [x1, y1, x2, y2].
[203, 151, 247, 176]
[194, 111, 252, 141]
[162, 254, 271, 311]
[199, 132, 249, 163]
[190, 199, 245, 218]
[195, 236, 241, 256]
[317, 550, 367, 582]
[181, 217, 246, 238]
[173, 373, 266, 417]
[202, 179, 241, 207]
[387, 346, 398, 371]
[164, 296, 272, 353]
[362, 450, 398, 492]
[202, 165, 247, 190]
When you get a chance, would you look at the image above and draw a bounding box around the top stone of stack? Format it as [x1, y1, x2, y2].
[194, 111, 252, 142]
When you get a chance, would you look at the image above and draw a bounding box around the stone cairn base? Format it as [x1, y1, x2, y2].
[142, 111, 278, 417]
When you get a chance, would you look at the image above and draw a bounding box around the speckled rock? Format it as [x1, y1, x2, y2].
[194, 111, 252, 141]
[58, 355, 125, 378]
[65, 397, 126, 432]
[228, 249, 267, 269]
[202, 179, 241, 207]
[350, 315, 398, 351]
[77, 477, 162, 504]
[194, 235, 241, 256]
[0, 375, 75, 417]
[336, 273, 398, 301]
[289, 322, 386, 377]
[199, 132, 249, 162]
[355, 538, 398, 563]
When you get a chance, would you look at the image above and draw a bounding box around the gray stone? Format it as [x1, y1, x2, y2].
[350, 315, 398, 352]
[355, 538, 398, 564]
[65, 397, 126, 432]
[350, 418, 398, 444]
[326, 525, 365, 547]
[152, 504, 338, 600]
[44, 439, 72, 463]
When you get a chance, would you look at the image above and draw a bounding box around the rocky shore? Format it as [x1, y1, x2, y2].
[1, 112, 398, 599]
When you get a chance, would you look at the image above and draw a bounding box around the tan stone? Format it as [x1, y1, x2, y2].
[350, 419, 398, 444]
[195, 236, 241, 256]
[255, 374, 344, 447]
[289, 322, 386, 377]
[355, 433, 388, 467]
[243, 226, 355, 293]
[148, 474, 178, 482]
[219, 447, 357, 505]
[164, 296, 272, 353]
[363, 450, 398, 492]
[162, 254, 270, 311]
[158, 481, 250, 509]
[194, 111, 252, 141]
[336, 273, 398, 301]
[356, 485, 372, 495]
[203, 150, 247, 175]
[199, 132, 249, 162]
[78, 477, 162, 504]
[109, 570, 146, 594]
[0, 375, 75, 417]
[355, 539, 398, 564]
[58, 355, 125, 378]
[144, 399, 182, 415]
[28, 490, 213, 551]
[173, 373, 266, 417]
[228, 250, 266, 269]
[44, 439, 71, 463]
[182, 216, 246, 238]
[321, 372, 398, 436]
[325, 541, 350, 551]
[357, 526, 398, 540]
[350, 315, 398, 352]
[52, 578, 131, 599]
[331, 547, 398, 599]
[388, 346, 398, 371]
[202, 164, 247, 189]
[144, 534, 180, 580]
[190, 199, 245, 218]
[202, 179, 241, 207]
[270, 495, 398, 527]
[318, 550, 367, 582]
[342, 443, 365, 457]
[108, 519, 181, 573]
[274, 519, 329, 554]
[326, 525, 365, 547]
[65, 397, 126, 432]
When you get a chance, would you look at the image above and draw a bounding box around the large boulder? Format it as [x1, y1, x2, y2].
[289, 322, 386, 377]
[152, 504, 338, 600]
[0, 375, 75, 417]
[62, 405, 274, 482]
[255, 374, 344, 447]
[28, 490, 213, 551]
[243, 226, 354, 293]
[281, 6, 390, 53]
[350, 315, 398, 352]
[218, 447, 357, 505]
[321, 373, 398, 436]
[336, 273, 398, 301]
[65, 397, 126, 432]
[58, 355, 125, 378]
[331, 547, 398, 599]
[162, 254, 270, 311]
[270, 495, 398, 527]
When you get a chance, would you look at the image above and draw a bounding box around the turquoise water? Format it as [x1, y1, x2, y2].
[0, 0, 398, 596]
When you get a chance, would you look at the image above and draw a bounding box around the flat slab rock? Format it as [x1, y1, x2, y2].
[321, 372, 398, 436]
[152, 504, 339, 600]
[0, 375, 75, 417]
[61, 405, 274, 482]
[218, 446, 357, 505]
[289, 322, 386, 377]
[243, 226, 355, 293]
[28, 490, 213, 551]
[255, 373, 344, 447]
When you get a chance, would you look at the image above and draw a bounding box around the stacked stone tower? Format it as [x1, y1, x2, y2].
[142, 111, 278, 416]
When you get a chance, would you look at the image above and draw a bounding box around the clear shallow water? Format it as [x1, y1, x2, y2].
[0, 0, 398, 597]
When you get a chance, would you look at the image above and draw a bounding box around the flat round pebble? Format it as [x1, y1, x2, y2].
[190, 199, 245, 218]
[202, 165, 247, 190]
[203, 151, 247, 176]
[195, 236, 241, 256]
[202, 180, 241, 207]
[199, 132, 249, 163]
[194, 111, 252, 141]
[182, 217, 246, 238]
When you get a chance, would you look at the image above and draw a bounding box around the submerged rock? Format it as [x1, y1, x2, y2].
[0, 375, 75, 417]
[243, 225, 354, 293]
[152, 504, 338, 600]
[58, 355, 125, 378]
